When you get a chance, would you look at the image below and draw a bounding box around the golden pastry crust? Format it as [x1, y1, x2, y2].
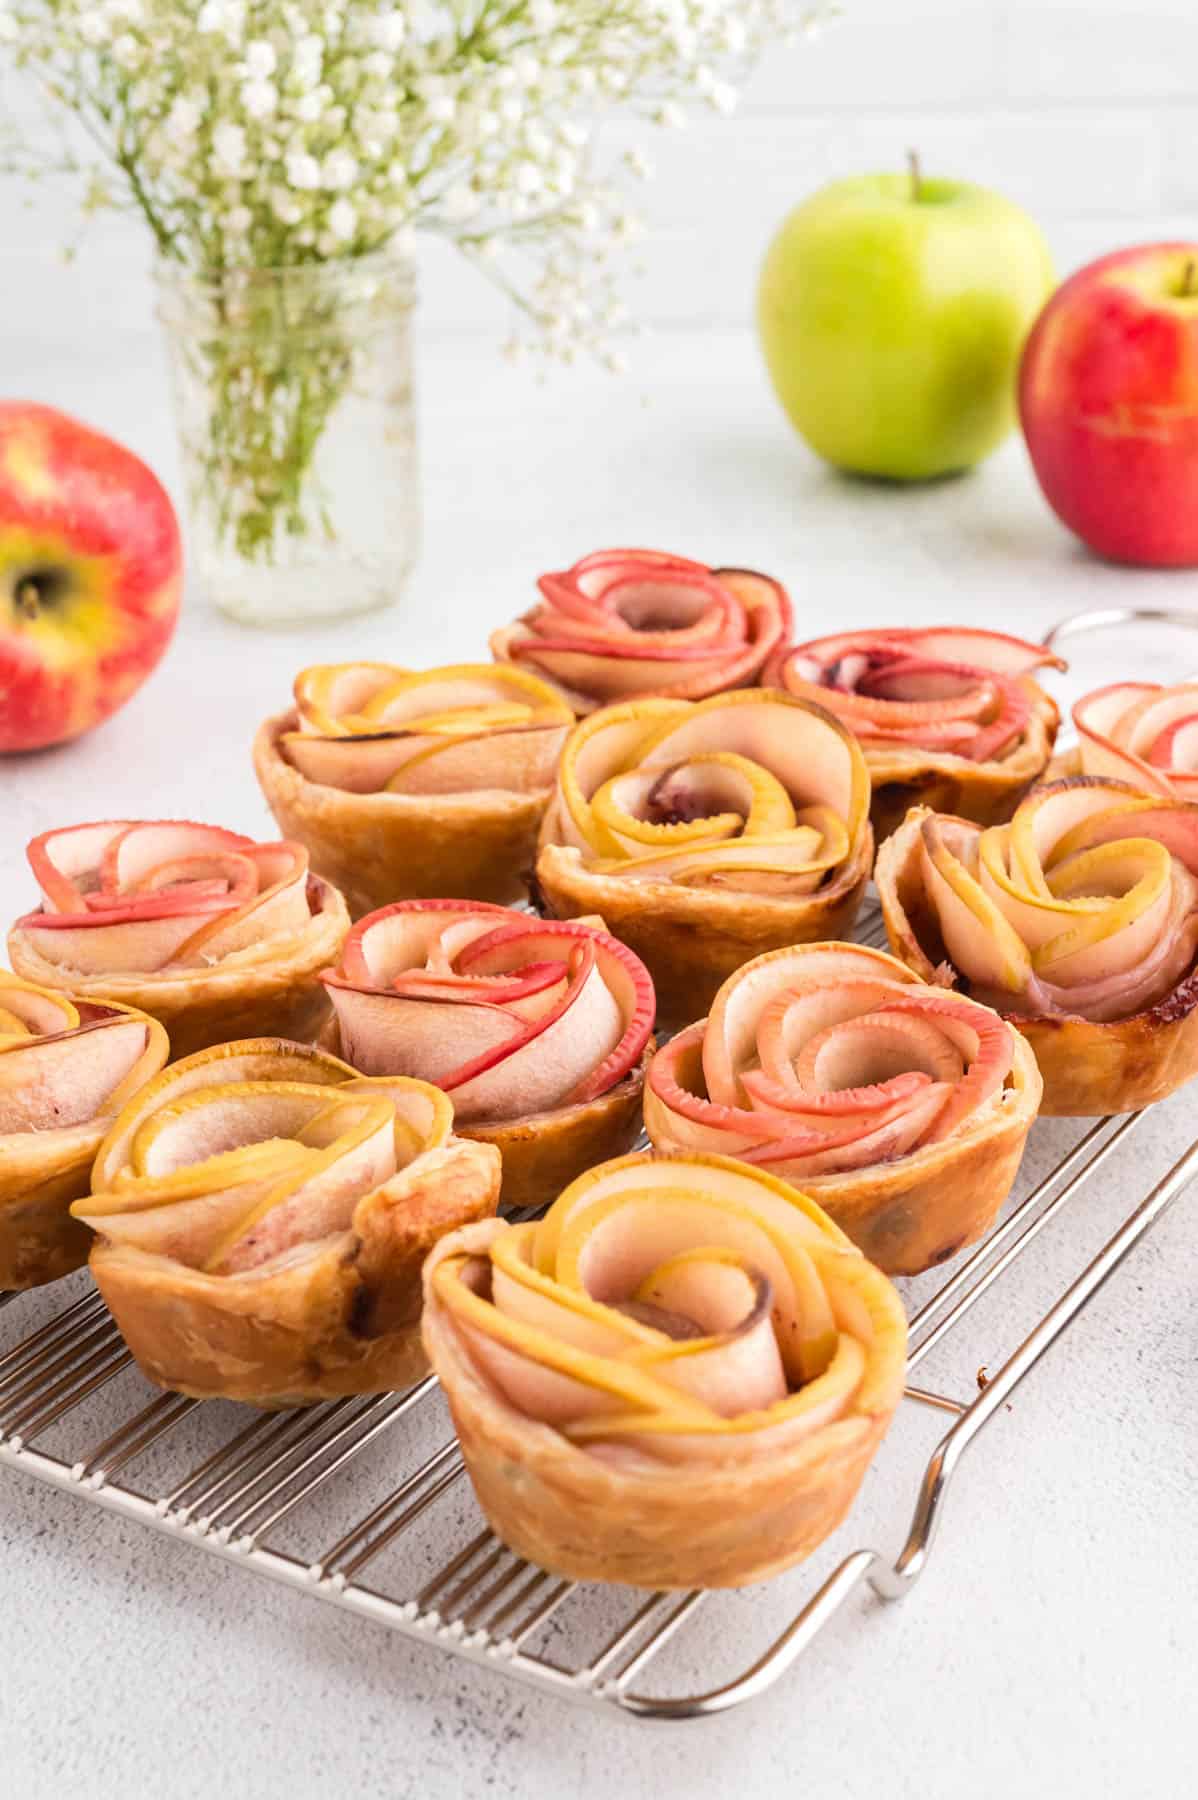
[536, 844, 870, 1028]
[2, 1137, 112, 1291]
[422, 1157, 908, 1590]
[9, 874, 347, 1060]
[254, 709, 550, 915]
[0, 983, 169, 1290]
[74, 1040, 502, 1405]
[438, 1045, 650, 1213]
[643, 943, 1041, 1275]
[876, 800, 1198, 1116]
[90, 1139, 501, 1406]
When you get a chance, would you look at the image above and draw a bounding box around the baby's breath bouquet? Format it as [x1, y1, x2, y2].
[0, 0, 830, 621]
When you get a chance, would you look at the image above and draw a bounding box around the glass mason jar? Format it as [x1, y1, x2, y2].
[155, 252, 419, 627]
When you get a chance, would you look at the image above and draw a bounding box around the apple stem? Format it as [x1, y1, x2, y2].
[907, 149, 922, 203]
[1183, 259, 1197, 298]
[15, 581, 40, 620]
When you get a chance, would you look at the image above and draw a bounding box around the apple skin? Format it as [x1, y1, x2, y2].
[1019, 243, 1198, 566]
[0, 402, 182, 753]
[757, 173, 1055, 481]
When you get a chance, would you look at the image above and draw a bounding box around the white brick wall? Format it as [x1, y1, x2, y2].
[0, 0, 1194, 356]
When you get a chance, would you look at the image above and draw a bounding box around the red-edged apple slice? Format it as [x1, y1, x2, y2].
[28, 821, 137, 913]
[776, 626, 1064, 678]
[1075, 681, 1198, 800]
[337, 899, 511, 987]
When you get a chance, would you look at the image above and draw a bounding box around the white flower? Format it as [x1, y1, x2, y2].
[243, 39, 277, 79]
[285, 149, 321, 190]
[327, 197, 357, 240]
[242, 79, 278, 120]
[165, 95, 203, 142]
[322, 147, 357, 190]
[112, 32, 142, 70]
[211, 121, 248, 177]
[367, 10, 405, 53]
[1, 0, 800, 372]
[290, 34, 324, 86]
[197, 0, 244, 40]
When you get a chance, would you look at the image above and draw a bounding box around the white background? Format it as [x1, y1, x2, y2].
[2, 3, 1197, 1797]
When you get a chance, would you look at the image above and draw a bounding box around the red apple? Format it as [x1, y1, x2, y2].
[1019, 243, 1198, 566]
[0, 403, 182, 752]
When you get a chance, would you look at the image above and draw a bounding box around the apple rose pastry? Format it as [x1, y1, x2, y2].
[490, 548, 792, 713]
[764, 627, 1063, 840]
[7, 821, 348, 1059]
[1074, 680, 1198, 799]
[0, 974, 168, 1289]
[421, 1152, 907, 1589]
[254, 661, 574, 916]
[876, 779, 1198, 1116]
[321, 900, 655, 1209]
[73, 1039, 501, 1405]
[536, 689, 873, 1025]
[644, 943, 1040, 1275]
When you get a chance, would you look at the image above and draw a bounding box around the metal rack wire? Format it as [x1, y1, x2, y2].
[3, 607, 1196, 1721]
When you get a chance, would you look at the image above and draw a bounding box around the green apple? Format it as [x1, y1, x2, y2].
[757, 164, 1055, 481]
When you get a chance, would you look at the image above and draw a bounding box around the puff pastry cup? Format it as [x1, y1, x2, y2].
[0, 973, 169, 1290]
[764, 627, 1063, 842]
[876, 778, 1198, 1116]
[254, 661, 574, 916]
[490, 548, 792, 714]
[644, 942, 1040, 1275]
[421, 1151, 907, 1589]
[1073, 679, 1198, 799]
[320, 900, 655, 1210]
[535, 688, 874, 1026]
[8, 820, 347, 1060]
[73, 1039, 501, 1406]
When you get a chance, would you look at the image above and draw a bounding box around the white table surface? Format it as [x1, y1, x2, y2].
[2, 324, 1196, 1800]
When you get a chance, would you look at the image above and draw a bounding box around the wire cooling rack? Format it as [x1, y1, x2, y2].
[3, 606, 1196, 1722]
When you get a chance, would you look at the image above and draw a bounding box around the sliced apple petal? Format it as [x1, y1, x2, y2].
[322, 903, 654, 1126]
[281, 659, 571, 796]
[491, 551, 792, 712]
